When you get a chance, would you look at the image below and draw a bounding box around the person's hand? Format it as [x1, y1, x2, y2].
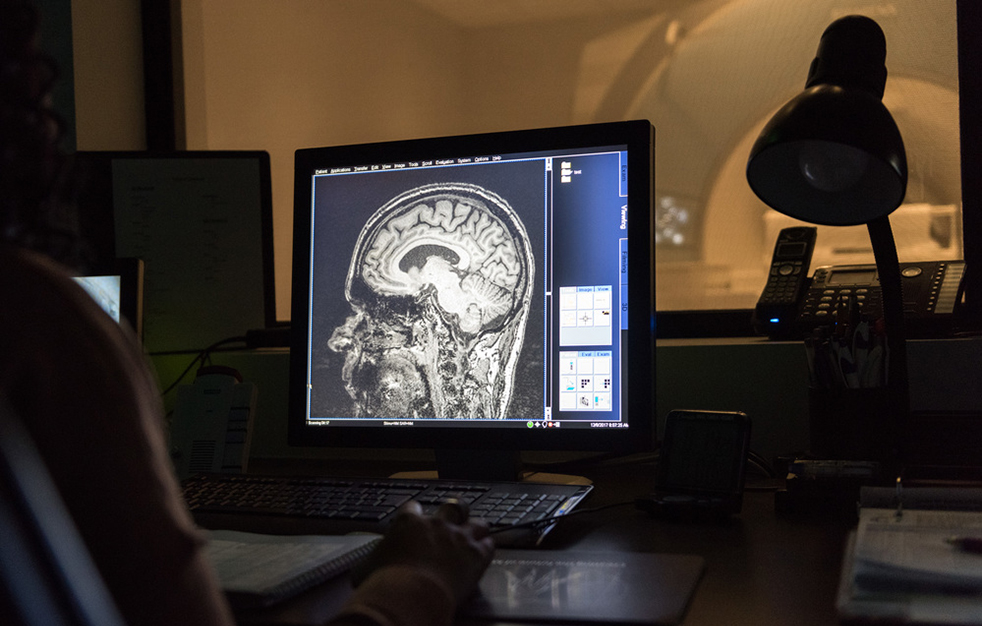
[351, 500, 495, 604]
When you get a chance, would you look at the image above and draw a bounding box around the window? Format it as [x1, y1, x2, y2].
[179, 0, 963, 329]
[628, 2, 961, 313]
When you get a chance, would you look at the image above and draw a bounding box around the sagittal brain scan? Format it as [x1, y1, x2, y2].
[323, 182, 536, 420]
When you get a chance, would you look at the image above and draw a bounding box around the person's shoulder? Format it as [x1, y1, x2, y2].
[0, 244, 158, 438]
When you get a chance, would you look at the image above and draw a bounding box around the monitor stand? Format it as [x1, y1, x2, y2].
[436, 449, 522, 482]
[390, 449, 592, 485]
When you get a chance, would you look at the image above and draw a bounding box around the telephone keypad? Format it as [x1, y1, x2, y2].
[799, 261, 964, 328]
[760, 261, 807, 305]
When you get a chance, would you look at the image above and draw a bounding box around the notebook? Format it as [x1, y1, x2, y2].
[204, 530, 380, 609]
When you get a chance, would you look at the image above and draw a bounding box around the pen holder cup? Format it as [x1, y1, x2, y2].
[808, 386, 901, 463]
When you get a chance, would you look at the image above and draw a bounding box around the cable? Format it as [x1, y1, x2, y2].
[748, 450, 777, 477]
[158, 335, 247, 397]
[746, 457, 775, 480]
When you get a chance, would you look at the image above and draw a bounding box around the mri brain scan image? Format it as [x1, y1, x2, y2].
[327, 182, 535, 420]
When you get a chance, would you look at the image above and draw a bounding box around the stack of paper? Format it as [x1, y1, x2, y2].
[837, 488, 982, 624]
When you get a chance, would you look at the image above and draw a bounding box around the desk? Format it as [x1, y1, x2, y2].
[555, 471, 849, 625]
[237, 461, 852, 626]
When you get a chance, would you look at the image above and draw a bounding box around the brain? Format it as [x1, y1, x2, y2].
[352, 184, 529, 334]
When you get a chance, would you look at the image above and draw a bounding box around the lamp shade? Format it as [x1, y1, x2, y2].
[746, 83, 907, 226]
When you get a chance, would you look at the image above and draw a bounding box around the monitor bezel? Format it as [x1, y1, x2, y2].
[110, 256, 144, 339]
[288, 120, 655, 454]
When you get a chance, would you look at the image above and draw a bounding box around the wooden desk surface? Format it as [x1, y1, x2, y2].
[237, 461, 853, 626]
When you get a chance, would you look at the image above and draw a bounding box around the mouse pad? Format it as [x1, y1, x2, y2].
[463, 549, 705, 624]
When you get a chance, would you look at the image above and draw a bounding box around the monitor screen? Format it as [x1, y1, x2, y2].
[289, 120, 655, 479]
[74, 274, 122, 323]
[72, 257, 144, 338]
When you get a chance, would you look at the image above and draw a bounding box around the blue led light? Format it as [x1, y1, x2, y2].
[769, 318, 781, 324]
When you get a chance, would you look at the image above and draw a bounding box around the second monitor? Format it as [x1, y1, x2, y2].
[289, 120, 655, 480]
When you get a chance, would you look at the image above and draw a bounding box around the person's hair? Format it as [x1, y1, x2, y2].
[1, 0, 85, 268]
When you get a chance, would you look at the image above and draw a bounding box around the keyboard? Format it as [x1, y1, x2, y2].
[181, 473, 592, 547]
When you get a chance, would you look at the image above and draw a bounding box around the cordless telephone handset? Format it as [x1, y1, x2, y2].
[754, 226, 817, 339]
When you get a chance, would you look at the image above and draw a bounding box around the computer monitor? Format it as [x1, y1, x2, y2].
[74, 151, 276, 354]
[72, 257, 144, 339]
[288, 120, 655, 481]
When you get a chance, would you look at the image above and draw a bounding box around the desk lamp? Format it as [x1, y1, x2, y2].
[746, 15, 909, 461]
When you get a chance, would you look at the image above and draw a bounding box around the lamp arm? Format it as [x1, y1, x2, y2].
[867, 216, 910, 466]
[866, 216, 908, 391]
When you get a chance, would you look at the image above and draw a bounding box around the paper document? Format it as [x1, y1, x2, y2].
[205, 530, 380, 608]
[854, 507, 982, 591]
[838, 490, 982, 625]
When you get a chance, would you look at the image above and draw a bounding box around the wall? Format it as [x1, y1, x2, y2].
[458, 11, 659, 131]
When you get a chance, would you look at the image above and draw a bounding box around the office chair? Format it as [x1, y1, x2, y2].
[0, 397, 127, 626]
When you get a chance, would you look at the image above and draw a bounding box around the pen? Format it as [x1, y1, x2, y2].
[838, 344, 859, 389]
[852, 320, 869, 382]
[946, 536, 982, 554]
[862, 344, 883, 388]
